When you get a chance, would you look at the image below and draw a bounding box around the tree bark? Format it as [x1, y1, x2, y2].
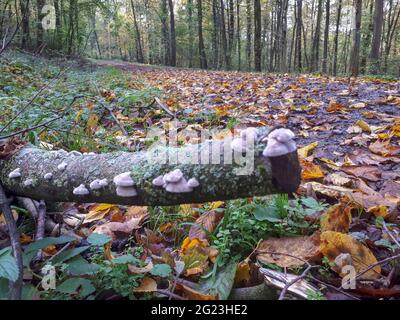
[0, 128, 301, 206]
[311, 0, 322, 72]
[168, 0, 176, 66]
[246, 0, 252, 70]
[131, 0, 144, 63]
[333, 0, 342, 75]
[254, 0, 261, 71]
[350, 0, 362, 76]
[197, 0, 208, 69]
[160, 0, 170, 65]
[369, 0, 383, 74]
[322, 0, 330, 74]
[294, 0, 302, 72]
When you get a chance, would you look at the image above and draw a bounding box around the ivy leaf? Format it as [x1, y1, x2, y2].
[150, 264, 172, 277]
[0, 247, 19, 282]
[87, 233, 112, 246]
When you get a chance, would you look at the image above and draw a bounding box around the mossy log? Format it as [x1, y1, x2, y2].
[0, 127, 301, 206]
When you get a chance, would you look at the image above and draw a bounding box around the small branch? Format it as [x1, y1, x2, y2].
[382, 221, 400, 248]
[353, 253, 400, 283]
[97, 101, 128, 136]
[157, 289, 187, 300]
[153, 97, 175, 117]
[278, 264, 317, 300]
[0, 183, 23, 299]
[34, 200, 46, 259]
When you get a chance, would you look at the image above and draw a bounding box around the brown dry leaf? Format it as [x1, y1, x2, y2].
[189, 210, 223, 240]
[367, 205, 389, 218]
[369, 140, 400, 156]
[355, 120, 371, 132]
[133, 277, 158, 293]
[125, 206, 148, 218]
[175, 283, 217, 300]
[300, 159, 325, 180]
[128, 260, 154, 274]
[320, 231, 381, 279]
[324, 173, 352, 187]
[320, 203, 352, 233]
[83, 203, 117, 224]
[341, 165, 381, 182]
[298, 142, 318, 158]
[256, 233, 321, 268]
[0, 137, 27, 160]
[350, 192, 397, 219]
[20, 234, 32, 245]
[92, 216, 143, 239]
[301, 182, 354, 198]
[327, 100, 346, 112]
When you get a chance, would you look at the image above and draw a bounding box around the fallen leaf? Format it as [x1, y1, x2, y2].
[133, 277, 158, 292]
[298, 142, 318, 158]
[256, 233, 321, 268]
[301, 159, 325, 180]
[320, 203, 352, 233]
[320, 231, 381, 279]
[83, 204, 117, 224]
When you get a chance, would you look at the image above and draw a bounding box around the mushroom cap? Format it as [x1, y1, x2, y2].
[116, 186, 137, 197]
[187, 177, 200, 188]
[8, 168, 21, 179]
[99, 179, 108, 187]
[230, 138, 247, 153]
[240, 127, 258, 140]
[44, 173, 53, 180]
[152, 175, 165, 187]
[113, 172, 135, 187]
[163, 169, 183, 183]
[23, 178, 33, 187]
[165, 178, 193, 193]
[267, 128, 295, 143]
[262, 137, 297, 157]
[57, 162, 67, 171]
[90, 179, 105, 190]
[73, 184, 90, 195]
[69, 150, 82, 156]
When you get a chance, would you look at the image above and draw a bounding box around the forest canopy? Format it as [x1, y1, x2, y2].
[0, 0, 399, 76]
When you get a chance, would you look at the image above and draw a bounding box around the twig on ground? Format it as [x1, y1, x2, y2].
[157, 289, 187, 300]
[97, 101, 128, 136]
[34, 200, 46, 259]
[353, 253, 400, 283]
[152, 97, 175, 117]
[382, 221, 400, 248]
[0, 183, 23, 299]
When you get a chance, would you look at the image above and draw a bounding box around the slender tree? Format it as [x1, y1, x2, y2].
[322, 0, 330, 73]
[197, 0, 207, 69]
[333, 0, 342, 75]
[254, 0, 262, 71]
[168, 0, 176, 66]
[350, 0, 362, 76]
[369, 0, 383, 74]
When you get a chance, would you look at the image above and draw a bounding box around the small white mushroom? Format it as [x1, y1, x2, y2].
[230, 138, 248, 153]
[240, 127, 259, 140]
[57, 162, 67, 171]
[44, 173, 53, 180]
[90, 178, 108, 190]
[163, 169, 183, 183]
[165, 178, 193, 193]
[88, 152, 95, 156]
[262, 128, 297, 157]
[98, 178, 108, 187]
[187, 177, 200, 188]
[73, 184, 90, 196]
[23, 178, 33, 187]
[116, 186, 137, 197]
[8, 168, 21, 179]
[69, 150, 82, 156]
[113, 172, 135, 187]
[152, 175, 165, 187]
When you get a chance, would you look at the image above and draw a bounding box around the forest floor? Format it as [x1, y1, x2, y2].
[0, 52, 400, 300]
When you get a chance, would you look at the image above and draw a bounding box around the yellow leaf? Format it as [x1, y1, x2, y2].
[75, 109, 84, 122]
[0, 209, 18, 225]
[355, 120, 371, 133]
[320, 203, 352, 233]
[87, 113, 99, 130]
[320, 231, 381, 279]
[83, 204, 116, 224]
[298, 142, 318, 158]
[300, 159, 324, 180]
[209, 201, 224, 210]
[367, 205, 389, 218]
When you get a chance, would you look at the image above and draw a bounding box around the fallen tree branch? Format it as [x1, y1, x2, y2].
[0, 126, 301, 205]
[0, 183, 23, 299]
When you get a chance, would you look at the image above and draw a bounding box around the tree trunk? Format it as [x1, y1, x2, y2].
[197, 0, 208, 69]
[168, 0, 176, 66]
[350, 0, 362, 76]
[0, 128, 301, 206]
[294, 0, 302, 72]
[369, 0, 383, 74]
[322, 0, 330, 74]
[254, 0, 261, 71]
[131, 0, 144, 63]
[246, 0, 252, 69]
[36, 0, 45, 48]
[220, 0, 230, 69]
[160, 0, 170, 65]
[333, 0, 342, 75]
[311, 0, 322, 72]
[188, 0, 195, 68]
[20, 0, 30, 49]
[236, 0, 241, 70]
